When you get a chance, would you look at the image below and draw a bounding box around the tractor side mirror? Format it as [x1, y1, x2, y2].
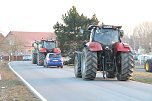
[120, 30, 124, 38]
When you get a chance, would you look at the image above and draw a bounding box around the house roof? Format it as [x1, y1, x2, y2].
[5, 31, 57, 46]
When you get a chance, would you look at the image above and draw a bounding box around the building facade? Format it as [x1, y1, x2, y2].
[1, 31, 56, 60]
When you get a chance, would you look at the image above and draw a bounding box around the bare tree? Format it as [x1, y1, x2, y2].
[1, 35, 25, 61]
[133, 22, 152, 53]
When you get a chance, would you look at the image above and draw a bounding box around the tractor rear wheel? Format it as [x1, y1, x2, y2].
[117, 52, 134, 81]
[32, 53, 37, 64]
[144, 59, 152, 72]
[74, 53, 82, 78]
[37, 52, 45, 66]
[81, 48, 97, 80]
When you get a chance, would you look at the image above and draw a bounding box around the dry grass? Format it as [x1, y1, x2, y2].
[132, 70, 152, 84]
[0, 61, 40, 101]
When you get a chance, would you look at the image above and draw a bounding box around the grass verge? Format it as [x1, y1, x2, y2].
[0, 61, 40, 101]
[132, 70, 152, 84]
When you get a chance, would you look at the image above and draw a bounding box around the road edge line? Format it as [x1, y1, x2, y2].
[8, 62, 47, 101]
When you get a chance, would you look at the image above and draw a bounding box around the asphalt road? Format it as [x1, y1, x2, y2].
[9, 61, 152, 101]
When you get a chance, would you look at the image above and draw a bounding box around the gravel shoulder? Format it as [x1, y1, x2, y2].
[0, 61, 40, 101]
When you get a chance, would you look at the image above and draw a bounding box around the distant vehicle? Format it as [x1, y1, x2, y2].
[132, 50, 140, 60]
[137, 54, 152, 63]
[142, 54, 152, 72]
[144, 59, 152, 72]
[32, 39, 61, 66]
[44, 53, 63, 68]
[23, 55, 32, 61]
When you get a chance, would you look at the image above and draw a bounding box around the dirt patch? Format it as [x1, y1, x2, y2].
[0, 61, 40, 101]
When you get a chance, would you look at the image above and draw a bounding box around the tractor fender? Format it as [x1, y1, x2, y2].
[85, 42, 102, 52]
[39, 48, 47, 53]
[115, 42, 131, 53]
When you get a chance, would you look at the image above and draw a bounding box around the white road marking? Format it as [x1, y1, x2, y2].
[8, 63, 47, 101]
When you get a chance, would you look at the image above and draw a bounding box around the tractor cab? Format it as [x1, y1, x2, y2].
[38, 40, 58, 53]
[89, 25, 123, 45]
[41, 40, 57, 49]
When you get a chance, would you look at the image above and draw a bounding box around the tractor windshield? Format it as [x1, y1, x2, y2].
[44, 41, 56, 49]
[94, 28, 119, 45]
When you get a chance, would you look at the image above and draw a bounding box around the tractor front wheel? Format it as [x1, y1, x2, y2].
[81, 48, 97, 80]
[37, 52, 45, 66]
[32, 53, 37, 64]
[144, 59, 152, 72]
[116, 52, 134, 81]
[74, 52, 82, 78]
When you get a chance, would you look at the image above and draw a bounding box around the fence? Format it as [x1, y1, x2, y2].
[2, 56, 23, 61]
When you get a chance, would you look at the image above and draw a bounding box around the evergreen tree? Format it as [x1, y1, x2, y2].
[53, 6, 99, 63]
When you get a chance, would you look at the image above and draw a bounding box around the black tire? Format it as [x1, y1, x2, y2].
[74, 52, 82, 78]
[106, 72, 115, 78]
[81, 48, 97, 80]
[37, 52, 45, 66]
[32, 53, 37, 64]
[144, 59, 152, 72]
[116, 52, 134, 81]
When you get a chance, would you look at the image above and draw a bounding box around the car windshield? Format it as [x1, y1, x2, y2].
[49, 54, 61, 58]
[94, 28, 119, 45]
[44, 41, 56, 49]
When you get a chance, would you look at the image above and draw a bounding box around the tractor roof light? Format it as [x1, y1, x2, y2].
[112, 26, 122, 29]
[102, 25, 113, 29]
[88, 25, 122, 30]
[102, 25, 122, 29]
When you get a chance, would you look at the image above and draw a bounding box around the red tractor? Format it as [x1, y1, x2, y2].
[74, 25, 134, 81]
[32, 40, 61, 66]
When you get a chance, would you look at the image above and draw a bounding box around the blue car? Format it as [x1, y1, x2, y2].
[44, 53, 63, 68]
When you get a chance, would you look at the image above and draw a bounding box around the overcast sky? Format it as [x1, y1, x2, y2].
[0, 0, 152, 36]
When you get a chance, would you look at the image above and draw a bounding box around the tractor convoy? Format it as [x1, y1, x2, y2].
[31, 24, 135, 81]
[32, 39, 62, 67]
[74, 24, 134, 81]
